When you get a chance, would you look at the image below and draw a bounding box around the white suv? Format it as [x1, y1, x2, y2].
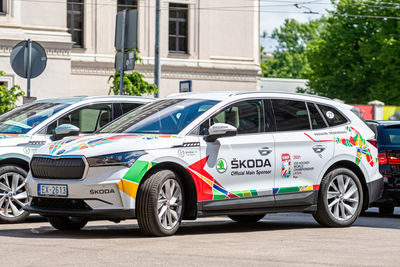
[25, 92, 383, 236]
[0, 96, 152, 223]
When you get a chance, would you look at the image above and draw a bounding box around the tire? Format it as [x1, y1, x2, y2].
[0, 165, 30, 223]
[228, 214, 266, 223]
[136, 170, 184, 237]
[313, 167, 363, 227]
[379, 205, 395, 215]
[48, 216, 88, 231]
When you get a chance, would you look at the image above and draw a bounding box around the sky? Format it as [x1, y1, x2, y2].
[260, 0, 335, 51]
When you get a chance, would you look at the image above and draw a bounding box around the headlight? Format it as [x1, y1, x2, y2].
[87, 151, 146, 167]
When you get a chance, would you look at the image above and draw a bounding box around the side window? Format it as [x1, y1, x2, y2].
[199, 100, 264, 135]
[307, 102, 327, 130]
[46, 103, 113, 134]
[271, 99, 310, 131]
[318, 104, 348, 127]
[121, 103, 141, 115]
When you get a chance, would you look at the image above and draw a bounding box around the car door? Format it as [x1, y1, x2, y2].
[195, 99, 275, 210]
[271, 99, 334, 207]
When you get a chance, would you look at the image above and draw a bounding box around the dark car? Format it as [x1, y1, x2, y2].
[367, 120, 400, 215]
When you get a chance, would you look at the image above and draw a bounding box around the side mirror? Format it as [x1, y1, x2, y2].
[51, 124, 80, 141]
[204, 123, 237, 142]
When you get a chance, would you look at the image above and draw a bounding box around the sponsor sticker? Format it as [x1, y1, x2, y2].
[281, 153, 291, 178]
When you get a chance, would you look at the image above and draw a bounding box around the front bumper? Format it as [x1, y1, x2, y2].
[25, 166, 138, 220]
[24, 201, 135, 220]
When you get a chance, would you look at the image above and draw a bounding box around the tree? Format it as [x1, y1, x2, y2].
[263, 18, 325, 79]
[0, 71, 24, 114]
[108, 52, 158, 96]
[306, 0, 400, 105]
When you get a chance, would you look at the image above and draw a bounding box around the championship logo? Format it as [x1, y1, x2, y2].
[216, 158, 227, 173]
[281, 153, 291, 178]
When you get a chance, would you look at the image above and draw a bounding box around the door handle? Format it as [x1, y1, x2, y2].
[259, 147, 272, 156]
[312, 145, 326, 153]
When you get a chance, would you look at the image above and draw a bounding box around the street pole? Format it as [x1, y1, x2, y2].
[26, 39, 32, 98]
[154, 0, 161, 97]
[119, 10, 127, 95]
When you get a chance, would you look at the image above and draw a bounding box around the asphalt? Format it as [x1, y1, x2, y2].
[0, 208, 399, 266]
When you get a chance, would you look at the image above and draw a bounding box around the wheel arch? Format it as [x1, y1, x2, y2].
[323, 160, 369, 210]
[0, 156, 30, 172]
[138, 161, 198, 220]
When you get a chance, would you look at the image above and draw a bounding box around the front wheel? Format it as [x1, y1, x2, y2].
[228, 214, 266, 223]
[48, 216, 88, 231]
[136, 170, 184, 236]
[313, 168, 363, 227]
[0, 165, 30, 223]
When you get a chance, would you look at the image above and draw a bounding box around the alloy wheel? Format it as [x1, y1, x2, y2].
[327, 174, 360, 221]
[157, 178, 183, 230]
[0, 172, 28, 218]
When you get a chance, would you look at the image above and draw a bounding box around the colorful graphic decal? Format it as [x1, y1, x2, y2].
[49, 134, 181, 154]
[304, 126, 376, 167]
[336, 126, 375, 167]
[281, 153, 291, 178]
[0, 134, 27, 139]
[187, 157, 320, 201]
[117, 160, 157, 200]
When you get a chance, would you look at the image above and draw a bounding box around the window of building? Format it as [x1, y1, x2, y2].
[318, 104, 348, 127]
[169, 3, 188, 54]
[67, 0, 84, 48]
[0, 0, 5, 14]
[271, 99, 310, 131]
[117, 0, 137, 12]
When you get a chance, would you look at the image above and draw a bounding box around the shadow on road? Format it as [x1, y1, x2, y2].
[0, 217, 321, 240]
[0, 209, 398, 240]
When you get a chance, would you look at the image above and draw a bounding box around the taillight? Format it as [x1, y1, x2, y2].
[368, 139, 378, 148]
[378, 153, 387, 165]
[388, 156, 400, 165]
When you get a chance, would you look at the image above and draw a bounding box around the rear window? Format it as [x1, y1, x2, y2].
[318, 104, 348, 127]
[383, 128, 400, 145]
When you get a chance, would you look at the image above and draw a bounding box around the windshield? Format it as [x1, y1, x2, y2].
[100, 99, 218, 134]
[383, 127, 400, 145]
[0, 103, 69, 134]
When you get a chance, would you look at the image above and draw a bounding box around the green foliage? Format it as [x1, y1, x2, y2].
[0, 71, 24, 114]
[108, 52, 158, 96]
[306, 0, 400, 105]
[263, 18, 325, 79]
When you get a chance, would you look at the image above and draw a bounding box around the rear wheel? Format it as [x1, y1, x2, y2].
[0, 165, 30, 223]
[137, 170, 184, 236]
[313, 168, 363, 227]
[379, 205, 395, 215]
[228, 214, 266, 223]
[48, 216, 88, 231]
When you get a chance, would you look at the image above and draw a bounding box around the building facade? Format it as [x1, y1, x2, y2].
[0, 0, 260, 99]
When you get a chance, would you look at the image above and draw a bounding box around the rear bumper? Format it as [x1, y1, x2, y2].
[367, 177, 384, 204]
[371, 176, 400, 206]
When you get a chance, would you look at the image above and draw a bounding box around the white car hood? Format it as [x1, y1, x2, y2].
[0, 134, 31, 147]
[35, 133, 184, 158]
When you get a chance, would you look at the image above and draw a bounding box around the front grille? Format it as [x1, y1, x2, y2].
[31, 197, 92, 210]
[31, 157, 86, 179]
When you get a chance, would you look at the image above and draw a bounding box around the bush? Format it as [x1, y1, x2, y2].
[108, 52, 158, 96]
[0, 71, 24, 114]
